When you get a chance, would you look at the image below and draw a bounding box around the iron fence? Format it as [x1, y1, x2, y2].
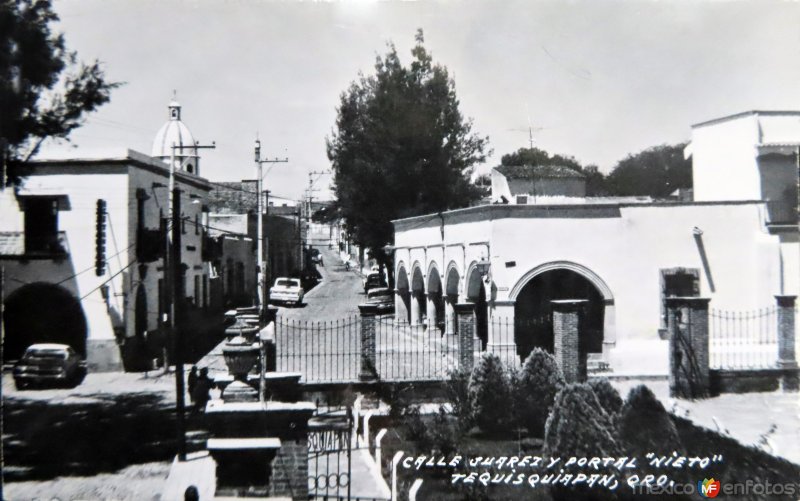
[374, 316, 460, 381]
[489, 316, 550, 367]
[275, 316, 362, 383]
[709, 307, 778, 369]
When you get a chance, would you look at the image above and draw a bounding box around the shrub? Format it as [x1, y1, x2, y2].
[468, 352, 513, 435]
[403, 405, 428, 442]
[427, 405, 460, 457]
[515, 348, 565, 436]
[543, 383, 619, 459]
[445, 366, 473, 433]
[618, 384, 683, 457]
[588, 377, 623, 417]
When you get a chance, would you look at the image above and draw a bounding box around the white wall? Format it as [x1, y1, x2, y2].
[394, 201, 798, 375]
[692, 115, 761, 202]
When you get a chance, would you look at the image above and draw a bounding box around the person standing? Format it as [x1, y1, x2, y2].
[192, 367, 214, 413]
[187, 366, 199, 403]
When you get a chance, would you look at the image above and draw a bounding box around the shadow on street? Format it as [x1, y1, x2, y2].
[3, 391, 177, 482]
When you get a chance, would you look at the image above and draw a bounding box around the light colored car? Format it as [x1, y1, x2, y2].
[13, 343, 87, 390]
[269, 277, 304, 306]
[366, 287, 394, 314]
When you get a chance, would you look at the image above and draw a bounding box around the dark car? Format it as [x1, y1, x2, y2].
[13, 343, 87, 390]
[366, 287, 394, 314]
[363, 272, 386, 294]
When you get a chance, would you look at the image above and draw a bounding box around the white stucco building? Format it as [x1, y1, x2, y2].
[392, 110, 799, 376]
[0, 101, 219, 371]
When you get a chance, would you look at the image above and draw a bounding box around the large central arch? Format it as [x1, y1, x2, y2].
[3, 282, 88, 361]
[511, 261, 612, 363]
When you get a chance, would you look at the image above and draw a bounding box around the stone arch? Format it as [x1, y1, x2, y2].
[445, 262, 460, 297]
[464, 262, 488, 349]
[410, 263, 426, 326]
[512, 261, 613, 363]
[3, 282, 88, 361]
[444, 263, 461, 335]
[426, 264, 444, 332]
[509, 260, 613, 303]
[395, 262, 409, 291]
[395, 264, 411, 323]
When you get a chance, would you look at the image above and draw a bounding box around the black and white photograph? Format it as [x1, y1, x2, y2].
[1, 0, 799, 500]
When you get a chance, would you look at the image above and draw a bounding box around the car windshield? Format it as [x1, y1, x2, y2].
[24, 349, 66, 360]
[368, 289, 391, 298]
[366, 276, 383, 284]
[276, 279, 299, 287]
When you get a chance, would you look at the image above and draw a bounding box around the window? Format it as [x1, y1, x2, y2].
[24, 197, 61, 254]
[194, 275, 201, 306]
[659, 268, 700, 328]
[516, 195, 528, 205]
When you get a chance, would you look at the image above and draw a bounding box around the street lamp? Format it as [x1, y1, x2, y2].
[476, 259, 491, 283]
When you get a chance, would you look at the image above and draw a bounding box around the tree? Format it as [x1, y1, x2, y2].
[605, 143, 691, 198]
[499, 146, 583, 173]
[327, 30, 489, 273]
[515, 348, 565, 436]
[1, 0, 120, 184]
[468, 352, 512, 435]
[497, 147, 610, 196]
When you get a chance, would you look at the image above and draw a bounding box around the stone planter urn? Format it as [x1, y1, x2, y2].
[224, 318, 260, 343]
[221, 335, 260, 402]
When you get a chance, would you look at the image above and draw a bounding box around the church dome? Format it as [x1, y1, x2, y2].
[151, 99, 200, 174]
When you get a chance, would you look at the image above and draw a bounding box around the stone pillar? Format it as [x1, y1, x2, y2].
[410, 291, 422, 326]
[666, 297, 711, 399]
[601, 301, 616, 360]
[358, 304, 379, 381]
[552, 300, 587, 383]
[394, 289, 409, 325]
[455, 303, 476, 373]
[445, 297, 456, 335]
[776, 295, 798, 391]
[426, 294, 437, 331]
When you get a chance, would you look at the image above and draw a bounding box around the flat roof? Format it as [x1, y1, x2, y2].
[691, 110, 800, 129]
[26, 148, 211, 190]
[392, 199, 767, 231]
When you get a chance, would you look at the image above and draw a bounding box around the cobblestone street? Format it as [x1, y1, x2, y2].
[2, 371, 179, 501]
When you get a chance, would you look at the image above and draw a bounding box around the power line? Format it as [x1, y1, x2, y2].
[80, 258, 138, 300]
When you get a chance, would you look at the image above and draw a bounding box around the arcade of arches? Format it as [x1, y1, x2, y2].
[394, 262, 610, 363]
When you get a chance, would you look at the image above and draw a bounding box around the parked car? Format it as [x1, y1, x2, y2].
[269, 277, 304, 306]
[366, 287, 394, 314]
[363, 272, 386, 294]
[310, 248, 322, 265]
[13, 343, 87, 390]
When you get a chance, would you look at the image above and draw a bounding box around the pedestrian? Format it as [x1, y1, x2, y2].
[192, 367, 214, 414]
[188, 366, 198, 403]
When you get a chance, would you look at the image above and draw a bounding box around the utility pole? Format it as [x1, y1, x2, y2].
[167, 140, 215, 462]
[254, 138, 288, 321]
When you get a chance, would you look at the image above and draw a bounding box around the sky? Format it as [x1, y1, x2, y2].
[45, 0, 800, 201]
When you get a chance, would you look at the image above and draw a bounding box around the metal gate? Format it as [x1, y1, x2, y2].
[308, 408, 353, 499]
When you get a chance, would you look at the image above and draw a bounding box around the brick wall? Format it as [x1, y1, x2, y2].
[455, 303, 476, 373]
[552, 300, 587, 383]
[269, 437, 308, 500]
